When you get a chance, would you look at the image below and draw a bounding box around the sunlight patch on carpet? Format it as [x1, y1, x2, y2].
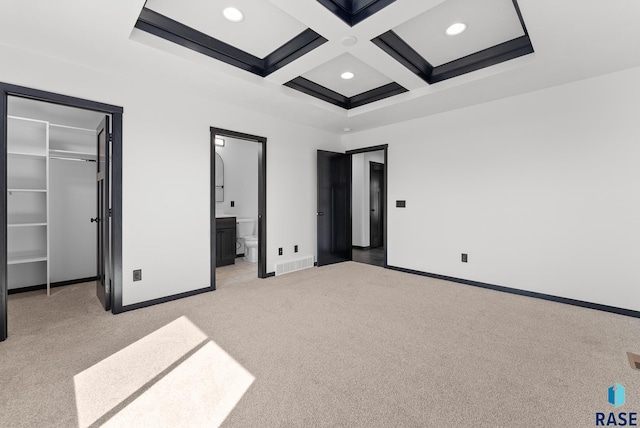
[73, 316, 254, 427]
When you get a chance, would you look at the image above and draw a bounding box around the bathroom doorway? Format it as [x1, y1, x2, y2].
[348, 146, 387, 268]
[210, 128, 267, 288]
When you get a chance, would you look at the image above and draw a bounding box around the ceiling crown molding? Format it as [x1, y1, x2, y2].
[135, 8, 327, 77]
[285, 77, 407, 109]
[316, 0, 396, 26]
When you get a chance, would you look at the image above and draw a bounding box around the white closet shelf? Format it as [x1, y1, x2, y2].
[49, 123, 96, 133]
[8, 222, 47, 228]
[8, 151, 47, 159]
[49, 149, 96, 161]
[8, 189, 47, 193]
[7, 115, 48, 124]
[8, 252, 48, 265]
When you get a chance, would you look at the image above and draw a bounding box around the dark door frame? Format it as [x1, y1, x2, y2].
[346, 144, 388, 268]
[369, 161, 384, 249]
[210, 127, 268, 281]
[0, 82, 124, 342]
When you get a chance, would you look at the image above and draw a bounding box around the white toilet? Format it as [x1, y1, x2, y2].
[236, 218, 258, 263]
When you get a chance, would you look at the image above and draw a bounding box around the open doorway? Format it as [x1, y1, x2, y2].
[315, 145, 387, 269]
[210, 128, 267, 286]
[351, 150, 386, 267]
[0, 83, 123, 342]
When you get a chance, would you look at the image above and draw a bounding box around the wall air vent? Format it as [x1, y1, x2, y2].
[275, 256, 315, 276]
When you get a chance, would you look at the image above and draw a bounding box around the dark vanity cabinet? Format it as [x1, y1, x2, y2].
[216, 217, 236, 267]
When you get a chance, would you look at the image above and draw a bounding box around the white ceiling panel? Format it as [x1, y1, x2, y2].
[302, 53, 393, 97]
[394, 0, 525, 67]
[145, 0, 308, 58]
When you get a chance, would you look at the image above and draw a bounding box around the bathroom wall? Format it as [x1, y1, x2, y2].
[352, 150, 385, 248]
[215, 136, 259, 254]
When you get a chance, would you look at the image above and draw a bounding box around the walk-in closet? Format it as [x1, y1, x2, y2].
[7, 97, 104, 295]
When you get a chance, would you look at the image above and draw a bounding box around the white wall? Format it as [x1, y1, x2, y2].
[0, 41, 341, 306]
[344, 65, 640, 312]
[352, 151, 385, 247]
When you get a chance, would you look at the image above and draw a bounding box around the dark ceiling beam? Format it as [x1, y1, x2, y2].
[263, 29, 328, 76]
[371, 0, 534, 85]
[284, 77, 406, 109]
[285, 77, 349, 108]
[371, 30, 434, 82]
[136, 8, 264, 76]
[316, 0, 396, 26]
[135, 8, 327, 78]
[430, 36, 534, 84]
[349, 82, 407, 109]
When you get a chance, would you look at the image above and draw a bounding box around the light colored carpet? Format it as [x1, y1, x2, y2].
[1, 262, 639, 427]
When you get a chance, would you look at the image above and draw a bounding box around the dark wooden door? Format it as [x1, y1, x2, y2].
[317, 150, 351, 266]
[369, 162, 384, 248]
[95, 116, 110, 311]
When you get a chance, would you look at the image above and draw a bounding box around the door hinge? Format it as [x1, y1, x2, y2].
[108, 133, 113, 142]
[109, 208, 112, 217]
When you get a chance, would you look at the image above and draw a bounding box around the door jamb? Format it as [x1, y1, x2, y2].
[369, 161, 384, 249]
[345, 144, 388, 268]
[210, 127, 269, 282]
[0, 82, 124, 341]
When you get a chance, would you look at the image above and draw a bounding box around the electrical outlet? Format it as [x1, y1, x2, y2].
[294, 245, 298, 253]
[278, 247, 283, 256]
[230, 201, 235, 207]
[461, 254, 468, 263]
[133, 269, 142, 281]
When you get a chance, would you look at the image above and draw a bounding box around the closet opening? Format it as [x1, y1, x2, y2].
[1, 83, 124, 342]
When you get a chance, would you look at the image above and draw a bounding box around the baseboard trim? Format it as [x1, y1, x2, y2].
[265, 272, 276, 278]
[387, 265, 640, 319]
[352, 246, 371, 250]
[8, 277, 98, 295]
[118, 286, 214, 313]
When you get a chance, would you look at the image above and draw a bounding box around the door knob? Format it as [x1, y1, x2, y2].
[317, 212, 324, 216]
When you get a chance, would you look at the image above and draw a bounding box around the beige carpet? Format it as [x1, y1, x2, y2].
[1, 262, 639, 427]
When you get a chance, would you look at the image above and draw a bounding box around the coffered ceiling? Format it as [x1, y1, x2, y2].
[1, 0, 638, 134]
[135, 0, 533, 110]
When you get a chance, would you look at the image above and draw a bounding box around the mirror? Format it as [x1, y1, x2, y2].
[215, 153, 224, 202]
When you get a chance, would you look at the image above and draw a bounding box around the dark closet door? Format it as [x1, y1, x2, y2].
[95, 116, 110, 311]
[317, 150, 352, 266]
[369, 162, 384, 248]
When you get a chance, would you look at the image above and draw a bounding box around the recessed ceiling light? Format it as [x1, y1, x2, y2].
[341, 72, 355, 80]
[223, 7, 244, 23]
[445, 22, 467, 36]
